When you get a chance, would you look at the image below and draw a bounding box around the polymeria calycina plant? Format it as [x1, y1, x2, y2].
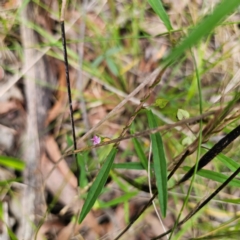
[59, 0, 240, 239]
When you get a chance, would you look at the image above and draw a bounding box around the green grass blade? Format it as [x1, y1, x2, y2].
[77, 153, 88, 188]
[132, 138, 148, 170]
[113, 162, 153, 170]
[92, 55, 104, 68]
[106, 57, 119, 76]
[130, 123, 148, 170]
[0, 178, 22, 186]
[147, 110, 168, 217]
[113, 162, 143, 170]
[78, 148, 117, 223]
[0, 202, 18, 240]
[98, 191, 138, 208]
[198, 169, 240, 187]
[217, 153, 240, 173]
[163, 0, 240, 67]
[184, 167, 240, 187]
[147, 0, 173, 31]
[222, 198, 240, 204]
[110, 171, 129, 192]
[0, 156, 25, 170]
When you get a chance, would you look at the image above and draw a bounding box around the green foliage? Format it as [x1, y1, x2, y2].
[147, 110, 168, 217]
[183, 166, 240, 187]
[216, 153, 240, 174]
[78, 148, 117, 223]
[130, 123, 148, 170]
[113, 162, 153, 170]
[2, 0, 240, 238]
[0, 178, 22, 186]
[154, 98, 169, 109]
[181, 136, 195, 146]
[0, 202, 18, 240]
[92, 47, 121, 77]
[177, 109, 190, 120]
[98, 191, 138, 208]
[0, 156, 25, 170]
[162, 0, 240, 67]
[77, 153, 88, 188]
[132, 138, 148, 170]
[147, 0, 173, 31]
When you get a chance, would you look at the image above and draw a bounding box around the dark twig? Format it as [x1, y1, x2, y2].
[168, 93, 240, 172]
[151, 166, 240, 240]
[114, 192, 157, 240]
[167, 150, 190, 180]
[174, 124, 240, 188]
[60, 21, 80, 184]
[113, 121, 240, 239]
[67, 111, 215, 157]
[114, 123, 240, 240]
[45, 111, 215, 184]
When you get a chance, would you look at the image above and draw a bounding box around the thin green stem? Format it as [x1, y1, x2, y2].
[169, 48, 203, 239]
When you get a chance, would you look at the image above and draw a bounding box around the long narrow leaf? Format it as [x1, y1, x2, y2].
[178, 125, 240, 185]
[183, 167, 240, 187]
[217, 153, 240, 174]
[148, 0, 173, 31]
[78, 148, 117, 223]
[113, 162, 154, 170]
[99, 191, 138, 208]
[0, 156, 25, 170]
[77, 153, 88, 188]
[132, 138, 148, 170]
[0, 178, 22, 186]
[147, 110, 168, 217]
[163, 0, 240, 67]
[113, 162, 144, 170]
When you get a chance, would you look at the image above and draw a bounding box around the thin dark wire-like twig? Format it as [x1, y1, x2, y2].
[61, 21, 80, 183]
[113, 122, 240, 239]
[45, 111, 215, 184]
[175, 124, 240, 187]
[151, 166, 240, 240]
[114, 192, 157, 240]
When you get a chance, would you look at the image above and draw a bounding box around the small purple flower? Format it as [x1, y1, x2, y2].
[91, 135, 101, 145]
